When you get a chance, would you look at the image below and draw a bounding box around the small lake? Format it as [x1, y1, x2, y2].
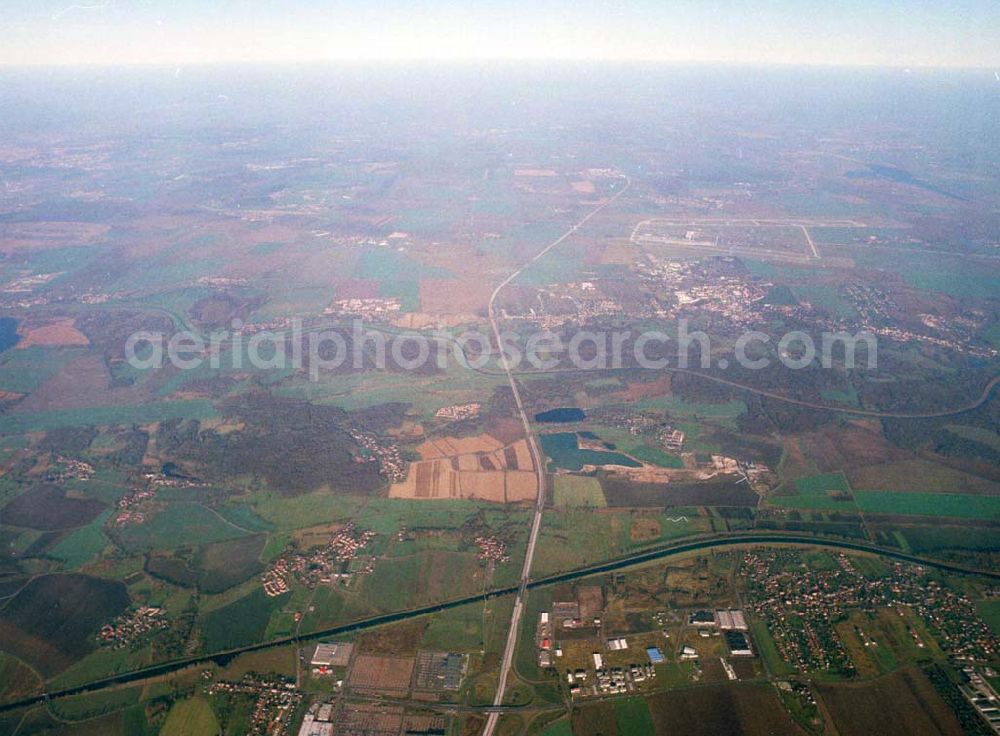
[0, 317, 20, 353]
[540, 432, 640, 471]
[534, 407, 586, 423]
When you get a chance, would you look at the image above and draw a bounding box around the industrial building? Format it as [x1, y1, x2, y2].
[716, 609, 749, 631]
[310, 641, 353, 669]
[724, 630, 753, 656]
[689, 610, 717, 627]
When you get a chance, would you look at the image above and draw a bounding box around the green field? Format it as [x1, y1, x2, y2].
[48, 509, 112, 568]
[792, 284, 859, 319]
[796, 472, 851, 494]
[553, 475, 607, 508]
[160, 697, 220, 736]
[855, 491, 1000, 519]
[944, 424, 1000, 452]
[977, 599, 1000, 637]
[0, 346, 86, 393]
[115, 502, 252, 552]
[534, 510, 621, 575]
[0, 400, 216, 433]
[51, 685, 143, 721]
[854, 249, 1000, 299]
[751, 620, 795, 677]
[770, 472, 857, 511]
[634, 396, 747, 423]
[820, 384, 860, 407]
[614, 697, 656, 734]
[251, 241, 285, 256]
[202, 588, 290, 652]
[538, 719, 573, 736]
[197, 534, 267, 593]
[421, 600, 484, 651]
[628, 445, 684, 468]
[356, 247, 453, 282]
[361, 551, 483, 611]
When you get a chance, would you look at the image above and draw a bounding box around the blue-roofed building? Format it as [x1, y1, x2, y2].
[646, 646, 665, 664]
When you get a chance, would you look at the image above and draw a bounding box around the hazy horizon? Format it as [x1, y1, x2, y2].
[2, 0, 998, 69]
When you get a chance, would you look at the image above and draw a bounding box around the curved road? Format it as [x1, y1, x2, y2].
[497, 366, 1000, 420]
[482, 177, 631, 736]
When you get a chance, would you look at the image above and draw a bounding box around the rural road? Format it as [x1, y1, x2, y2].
[482, 177, 631, 736]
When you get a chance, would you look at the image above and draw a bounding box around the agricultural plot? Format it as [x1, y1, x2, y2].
[48, 509, 113, 568]
[644, 683, 809, 736]
[352, 497, 496, 534]
[626, 511, 709, 547]
[853, 491, 1000, 520]
[769, 472, 857, 511]
[1, 483, 106, 530]
[113, 502, 254, 552]
[553, 475, 607, 508]
[201, 588, 289, 652]
[0, 573, 130, 677]
[534, 511, 621, 575]
[160, 697, 220, 736]
[978, 599, 1000, 637]
[601, 477, 758, 508]
[816, 667, 965, 736]
[197, 534, 267, 593]
[613, 697, 656, 734]
[627, 445, 685, 468]
[421, 601, 484, 651]
[146, 534, 266, 593]
[362, 551, 484, 612]
[390, 434, 537, 502]
[16, 318, 90, 348]
[0, 399, 217, 434]
[847, 459, 1000, 496]
[0, 345, 88, 394]
[571, 702, 621, 735]
[0, 652, 42, 703]
[539, 719, 573, 736]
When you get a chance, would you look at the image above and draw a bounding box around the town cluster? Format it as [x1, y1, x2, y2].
[632, 257, 775, 328]
[348, 428, 406, 483]
[262, 524, 377, 597]
[741, 550, 999, 677]
[142, 470, 208, 489]
[324, 297, 401, 322]
[47, 455, 94, 483]
[113, 487, 158, 527]
[434, 402, 481, 421]
[208, 675, 302, 736]
[595, 408, 685, 453]
[97, 606, 168, 649]
[848, 283, 997, 358]
[474, 535, 510, 564]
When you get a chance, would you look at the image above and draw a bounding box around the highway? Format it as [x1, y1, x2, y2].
[481, 177, 631, 736]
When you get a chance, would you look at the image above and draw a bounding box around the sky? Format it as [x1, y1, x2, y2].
[1, 0, 998, 68]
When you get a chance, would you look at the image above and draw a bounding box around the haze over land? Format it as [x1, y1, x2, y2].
[0, 46, 998, 736]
